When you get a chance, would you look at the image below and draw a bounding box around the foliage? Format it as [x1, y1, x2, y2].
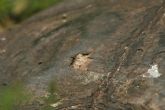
[0, 83, 30, 110]
[41, 79, 60, 110]
[0, 0, 61, 28]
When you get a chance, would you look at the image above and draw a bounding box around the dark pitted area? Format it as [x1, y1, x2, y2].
[0, 0, 165, 109]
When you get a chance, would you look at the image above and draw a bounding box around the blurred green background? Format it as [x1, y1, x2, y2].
[0, 0, 61, 32]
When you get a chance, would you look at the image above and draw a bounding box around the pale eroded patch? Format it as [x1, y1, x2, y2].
[50, 101, 62, 108]
[72, 53, 92, 71]
[0, 37, 6, 41]
[143, 64, 161, 78]
[0, 49, 6, 54]
[83, 71, 104, 84]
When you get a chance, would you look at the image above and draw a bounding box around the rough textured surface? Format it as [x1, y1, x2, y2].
[0, 0, 165, 109]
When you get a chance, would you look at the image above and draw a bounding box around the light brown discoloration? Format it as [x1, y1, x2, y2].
[72, 53, 92, 71]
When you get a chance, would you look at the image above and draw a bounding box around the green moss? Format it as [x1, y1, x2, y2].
[0, 82, 31, 110]
[47, 79, 59, 102]
[41, 79, 60, 110]
[0, 0, 62, 27]
[17, 0, 62, 21]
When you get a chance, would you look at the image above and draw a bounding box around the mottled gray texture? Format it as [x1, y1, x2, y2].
[0, 0, 165, 109]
